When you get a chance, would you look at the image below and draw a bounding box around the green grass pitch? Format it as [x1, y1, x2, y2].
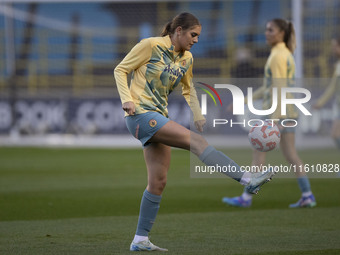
[0, 147, 340, 254]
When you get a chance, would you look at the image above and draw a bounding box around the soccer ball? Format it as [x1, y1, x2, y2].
[248, 120, 281, 152]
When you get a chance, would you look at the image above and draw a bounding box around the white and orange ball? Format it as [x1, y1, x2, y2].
[248, 120, 281, 152]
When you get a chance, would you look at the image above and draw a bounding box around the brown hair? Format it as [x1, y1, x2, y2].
[270, 18, 296, 53]
[161, 12, 200, 37]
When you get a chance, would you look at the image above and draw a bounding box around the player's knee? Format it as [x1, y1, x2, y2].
[181, 136, 191, 150]
[148, 177, 167, 194]
[158, 178, 167, 192]
[286, 155, 302, 166]
[285, 155, 295, 164]
[253, 155, 266, 164]
[190, 133, 208, 155]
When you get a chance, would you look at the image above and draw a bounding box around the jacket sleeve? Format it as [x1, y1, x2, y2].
[181, 60, 205, 122]
[114, 39, 152, 104]
[245, 54, 288, 104]
[245, 84, 266, 104]
[315, 72, 339, 108]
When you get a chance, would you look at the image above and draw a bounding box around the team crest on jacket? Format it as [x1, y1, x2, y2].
[149, 119, 157, 127]
[181, 60, 186, 66]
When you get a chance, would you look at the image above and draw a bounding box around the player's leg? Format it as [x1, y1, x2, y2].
[222, 149, 267, 207]
[280, 132, 305, 176]
[149, 119, 205, 154]
[150, 120, 274, 193]
[130, 142, 170, 252]
[280, 132, 316, 208]
[149, 120, 247, 182]
[144, 142, 171, 196]
[252, 149, 267, 167]
[331, 120, 340, 150]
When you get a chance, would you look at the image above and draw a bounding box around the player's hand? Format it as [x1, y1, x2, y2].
[195, 119, 206, 133]
[122, 101, 135, 115]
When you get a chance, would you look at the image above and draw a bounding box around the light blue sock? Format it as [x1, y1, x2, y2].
[243, 186, 253, 196]
[136, 189, 161, 236]
[297, 176, 311, 193]
[334, 137, 340, 150]
[199, 145, 244, 182]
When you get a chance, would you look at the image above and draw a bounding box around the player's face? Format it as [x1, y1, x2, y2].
[177, 25, 201, 51]
[265, 22, 284, 47]
[331, 39, 340, 57]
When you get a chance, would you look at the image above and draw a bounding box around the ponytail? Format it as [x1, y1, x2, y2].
[285, 21, 296, 53]
[161, 21, 172, 37]
[271, 19, 296, 53]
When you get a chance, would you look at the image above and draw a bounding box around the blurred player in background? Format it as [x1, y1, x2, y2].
[114, 12, 274, 252]
[313, 37, 340, 151]
[223, 18, 316, 209]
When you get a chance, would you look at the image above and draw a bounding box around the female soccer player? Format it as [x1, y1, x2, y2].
[223, 19, 316, 209]
[114, 12, 274, 252]
[313, 37, 340, 150]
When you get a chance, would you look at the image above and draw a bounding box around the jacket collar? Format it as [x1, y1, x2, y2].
[272, 42, 286, 51]
[164, 35, 184, 58]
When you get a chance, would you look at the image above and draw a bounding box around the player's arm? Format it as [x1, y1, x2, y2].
[244, 57, 285, 105]
[314, 72, 338, 109]
[244, 76, 267, 105]
[114, 39, 152, 112]
[244, 54, 287, 107]
[245, 84, 266, 104]
[181, 60, 206, 132]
